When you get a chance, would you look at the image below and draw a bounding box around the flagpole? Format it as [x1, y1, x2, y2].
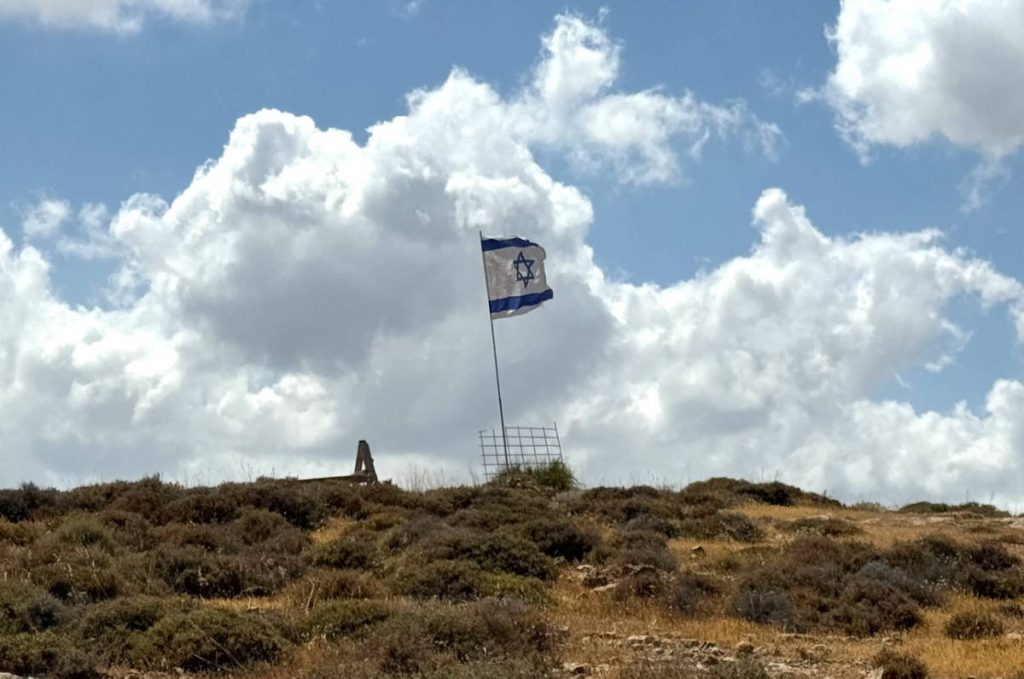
[479, 231, 511, 469]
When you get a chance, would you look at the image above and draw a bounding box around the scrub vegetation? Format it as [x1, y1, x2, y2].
[0, 465, 1022, 677]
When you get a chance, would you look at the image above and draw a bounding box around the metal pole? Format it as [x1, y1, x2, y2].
[479, 231, 511, 469]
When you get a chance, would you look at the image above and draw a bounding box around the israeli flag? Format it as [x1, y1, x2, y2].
[481, 236, 554, 319]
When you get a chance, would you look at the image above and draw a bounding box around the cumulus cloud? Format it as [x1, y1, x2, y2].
[3, 14, 1024, 506]
[825, 0, 1024, 157]
[0, 0, 249, 33]
[821, 0, 1024, 206]
[20, 198, 71, 239]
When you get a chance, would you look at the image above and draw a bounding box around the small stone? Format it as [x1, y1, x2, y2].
[690, 545, 706, 558]
[592, 582, 618, 593]
[562, 662, 592, 676]
[735, 641, 755, 655]
[1006, 632, 1023, 641]
[627, 634, 653, 647]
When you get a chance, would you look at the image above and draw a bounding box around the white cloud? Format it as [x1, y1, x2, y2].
[0, 0, 249, 33]
[3, 14, 1024, 506]
[20, 198, 70, 239]
[822, 0, 1024, 206]
[825, 0, 1024, 157]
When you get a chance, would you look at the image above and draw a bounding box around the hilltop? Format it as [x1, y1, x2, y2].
[1, 466, 1023, 678]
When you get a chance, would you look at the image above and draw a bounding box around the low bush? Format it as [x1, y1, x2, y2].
[32, 558, 123, 604]
[872, 648, 928, 679]
[310, 530, 378, 570]
[301, 599, 391, 640]
[0, 631, 101, 679]
[732, 536, 927, 635]
[413, 529, 555, 580]
[898, 501, 1009, 518]
[384, 515, 450, 552]
[153, 547, 302, 598]
[0, 518, 41, 546]
[663, 571, 719, 616]
[590, 529, 678, 572]
[784, 516, 861, 537]
[613, 570, 665, 601]
[0, 582, 65, 634]
[678, 510, 762, 543]
[944, 610, 1005, 639]
[519, 518, 598, 562]
[491, 461, 576, 492]
[401, 560, 486, 601]
[131, 606, 287, 671]
[287, 569, 380, 606]
[74, 596, 184, 663]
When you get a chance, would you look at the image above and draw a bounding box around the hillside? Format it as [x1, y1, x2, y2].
[1, 468, 1023, 678]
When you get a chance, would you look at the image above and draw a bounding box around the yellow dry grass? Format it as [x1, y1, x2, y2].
[310, 516, 356, 544]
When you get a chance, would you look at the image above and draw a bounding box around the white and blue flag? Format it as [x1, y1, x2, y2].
[481, 236, 553, 319]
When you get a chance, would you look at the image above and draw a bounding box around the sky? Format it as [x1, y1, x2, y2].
[2, 0, 1024, 506]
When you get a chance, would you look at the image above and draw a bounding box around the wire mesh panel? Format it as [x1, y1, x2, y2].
[479, 423, 563, 480]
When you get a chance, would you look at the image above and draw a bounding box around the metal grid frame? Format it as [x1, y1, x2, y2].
[479, 423, 563, 480]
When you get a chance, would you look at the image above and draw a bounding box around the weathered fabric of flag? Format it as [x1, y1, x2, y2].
[481, 236, 554, 319]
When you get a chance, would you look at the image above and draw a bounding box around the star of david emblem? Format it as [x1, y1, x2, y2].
[512, 251, 536, 288]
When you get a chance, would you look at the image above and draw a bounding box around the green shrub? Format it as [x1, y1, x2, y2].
[54, 516, 116, 552]
[164, 490, 240, 524]
[784, 516, 861, 537]
[0, 582, 65, 634]
[480, 572, 549, 602]
[132, 606, 286, 671]
[153, 546, 302, 598]
[590, 529, 678, 572]
[898, 501, 1008, 518]
[678, 510, 762, 542]
[96, 510, 156, 551]
[414, 529, 555, 580]
[624, 514, 679, 538]
[872, 648, 928, 679]
[301, 600, 391, 640]
[0, 518, 41, 546]
[32, 559, 123, 604]
[289, 569, 380, 605]
[944, 610, 1005, 639]
[385, 515, 450, 552]
[492, 461, 576, 492]
[74, 596, 184, 663]
[519, 518, 598, 562]
[663, 571, 719, 616]
[0, 631, 101, 678]
[613, 570, 665, 601]
[311, 530, 378, 570]
[0, 483, 60, 523]
[402, 560, 487, 601]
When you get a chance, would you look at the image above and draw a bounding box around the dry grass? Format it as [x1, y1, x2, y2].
[310, 516, 357, 544]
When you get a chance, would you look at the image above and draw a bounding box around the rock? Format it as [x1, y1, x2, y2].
[562, 662, 592, 675]
[627, 634, 655, 647]
[592, 582, 617, 593]
[735, 640, 755, 655]
[690, 545, 706, 558]
[583, 571, 611, 588]
[1006, 632, 1024, 641]
[811, 643, 830, 657]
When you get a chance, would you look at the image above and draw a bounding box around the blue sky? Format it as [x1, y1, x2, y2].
[2, 0, 1024, 503]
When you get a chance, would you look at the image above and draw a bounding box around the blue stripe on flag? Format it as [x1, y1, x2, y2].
[481, 237, 537, 252]
[489, 289, 553, 313]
